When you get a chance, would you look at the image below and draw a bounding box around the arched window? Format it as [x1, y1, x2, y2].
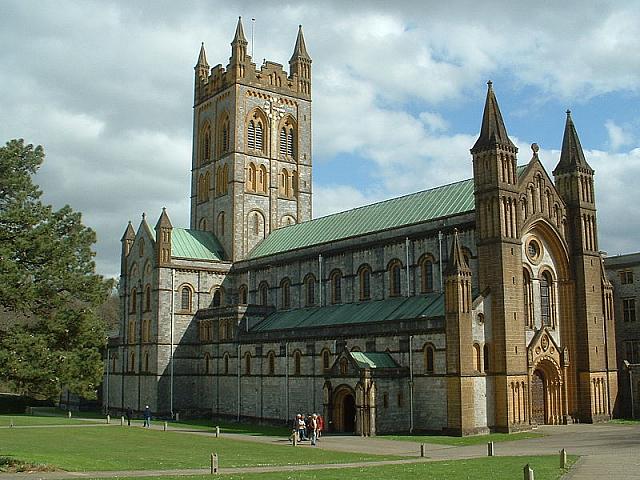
[483, 344, 490, 372]
[424, 344, 434, 374]
[129, 352, 136, 373]
[203, 171, 210, 201]
[330, 270, 342, 304]
[128, 320, 136, 343]
[421, 257, 434, 293]
[281, 278, 291, 309]
[220, 116, 230, 155]
[247, 163, 257, 192]
[389, 260, 402, 297]
[523, 268, 534, 328]
[204, 353, 211, 375]
[200, 123, 211, 164]
[145, 284, 151, 312]
[267, 351, 275, 375]
[359, 266, 371, 301]
[540, 271, 553, 327]
[223, 353, 229, 375]
[293, 350, 302, 376]
[238, 285, 248, 305]
[304, 274, 315, 307]
[291, 171, 298, 196]
[279, 120, 296, 158]
[473, 343, 481, 371]
[322, 349, 330, 371]
[222, 164, 228, 194]
[279, 168, 290, 197]
[339, 357, 348, 375]
[219, 320, 227, 341]
[144, 351, 149, 373]
[130, 287, 137, 313]
[244, 352, 252, 376]
[259, 282, 269, 306]
[247, 120, 256, 149]
[217, 212, 225, 237]
[212, 288, 222, 307]
[180, 285, 192, 311]
[258, 164, 268, 193]
[111, 354, 117, 373]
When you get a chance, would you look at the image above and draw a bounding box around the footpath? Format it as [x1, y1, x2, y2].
[1, 420, 639, 479]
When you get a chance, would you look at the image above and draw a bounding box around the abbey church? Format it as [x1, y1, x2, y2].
[104, 18, 619, 435]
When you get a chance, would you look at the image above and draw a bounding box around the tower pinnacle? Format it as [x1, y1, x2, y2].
[554, 110, 593, 175]
[471, 81, 516, 153]
[232, 16, 248, 45]
[196, 42, 209, 68]
[290, 24, 310, 62]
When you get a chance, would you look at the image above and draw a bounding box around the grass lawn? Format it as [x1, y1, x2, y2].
[608, 418, 640, 425]
[0, 425, 398, 471]
[170, 418, 291, 437]
[382, 431, 543, 446]
[91, 455, 577, 480]
[0, 414, 105, 427]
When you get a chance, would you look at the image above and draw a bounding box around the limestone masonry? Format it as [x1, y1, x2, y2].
[104, 18, 619, 435]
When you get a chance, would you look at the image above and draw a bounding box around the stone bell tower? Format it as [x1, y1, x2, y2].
[189, 18, 313, 261]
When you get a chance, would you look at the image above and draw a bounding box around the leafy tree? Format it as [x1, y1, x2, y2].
[0, 139, 112, 399]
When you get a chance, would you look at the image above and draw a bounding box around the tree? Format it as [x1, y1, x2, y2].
[0, 139, 112, 399]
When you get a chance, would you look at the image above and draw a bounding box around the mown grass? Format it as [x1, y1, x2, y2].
[0, 414, 104, 427]
[0, 425, 398, 471]
[88, 455, 577, 479]
[608, 418, 640, 425]
[170, 418, 291, 437]
[382, 430, 543, 446]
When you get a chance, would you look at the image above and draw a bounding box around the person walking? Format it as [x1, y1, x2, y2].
[297, 414, 307, 441]
[143, 405, 151, 428]
[310, 414, 319, 446]
[317, 414, 324, 438]
[125, 406, 132, 426]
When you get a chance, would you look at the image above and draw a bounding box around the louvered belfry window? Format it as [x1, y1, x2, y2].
[255, 121, 263, 150]
[279, 127, 287, 155]
[287, 129, 294, 157]
[247, 121, 256, 149]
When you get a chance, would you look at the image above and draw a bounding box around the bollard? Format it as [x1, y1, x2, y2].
[420, 444, 426, 457]
[215, 426, 220, 438]
[292, 431, 298, 446]
[67, 410, 72, 419]
[560, 448, 567, 469]
[106, 414, 111, 424]
[523, 464, 534, 480]
[9, 418, 14, 428]
[487, 441, 494, 456]
[164, 421, 168, 431]
[210, 453, 218, 474]
[175, 412, 180, 422]
[121, 416, 125, 426]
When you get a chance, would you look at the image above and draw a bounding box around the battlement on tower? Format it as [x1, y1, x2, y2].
[194, 18, 311, 105]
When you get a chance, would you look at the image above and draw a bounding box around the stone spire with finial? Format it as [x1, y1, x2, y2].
[471, 81, 516, 153]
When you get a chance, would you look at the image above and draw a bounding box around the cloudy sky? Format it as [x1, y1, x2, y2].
[1, 1, 639, 278]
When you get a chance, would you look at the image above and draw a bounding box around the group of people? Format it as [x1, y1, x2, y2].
[291, 413, 324, 446]
[124, 405, 152, 427]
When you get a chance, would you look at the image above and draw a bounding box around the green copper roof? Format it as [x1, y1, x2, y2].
[171, 228, 225, 261]
[249, 178, 475, 259]
[251, 293, 444, 332]
[351, 352, 398, 369]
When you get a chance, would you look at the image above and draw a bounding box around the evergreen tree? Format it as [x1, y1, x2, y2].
[0, 139, 112, 399]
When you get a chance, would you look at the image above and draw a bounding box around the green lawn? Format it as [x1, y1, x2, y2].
[0, 414, 105, 427]
[383, 431, 543, 446]
[0, 426, 398, 471]
[608, 418, 640, 425]
[90, 455, 577, 480]
[170, 418, 291, 436]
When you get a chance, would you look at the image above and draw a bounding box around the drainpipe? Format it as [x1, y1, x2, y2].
[285, 343, 289, 420]
[237, 344, 241, 421]
[405, 237, 410, 297]
[105, 346, 110, 414]
[602, 306, 612, 418]
[318, 254, 323, 306]
[438, 231, 444, 292]
[170, 268, 175, 418]
[409, 335, 414, 433]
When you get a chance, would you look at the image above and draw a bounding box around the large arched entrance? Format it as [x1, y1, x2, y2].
[530, 359, 564, 425]
[332, 386, 356, 433]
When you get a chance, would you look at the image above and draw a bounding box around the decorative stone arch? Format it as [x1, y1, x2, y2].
[177, 283, 195, 312]
[329, 269, 343, 304]
[357, 263, 372, 301]
[266, 350, 276, 375]
[238, 284, 248, 305]
[280, 214, 296, 227]
[280, 277, 291, 309]
[423, 342, 435, 374]
[278, 114, 297, 159]
[303, 273, 316, 306]
[386, 258, 403, 297]
[331, 384, 357, 433]
[199, 120, 212, 165]
[211, 285, 224, 307]
[218, 111, 231, 157]
[258, 281, 269, 306]
[417, 253, 436, 293]
[245, 107, 268, 154]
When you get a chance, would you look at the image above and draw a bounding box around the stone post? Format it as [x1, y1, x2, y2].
[106, 414, 111, 424]
[120, 416, 125, 426]
[420, 444, 426, 457]
[9, 418, 14, 428]
[67, 410, 72, 419]
[523, 464, 534, 480]
[164, 421, 168, 431]
[292, 432, 298, 446]
[487, 441, 495, 456]
[210, 453, 218, 474]
[175, 412, 180, 422]
[560, 448, 567, 469]
[215, 426, 220, 438]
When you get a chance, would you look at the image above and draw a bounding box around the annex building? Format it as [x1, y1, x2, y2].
[104, 18, 619, 435]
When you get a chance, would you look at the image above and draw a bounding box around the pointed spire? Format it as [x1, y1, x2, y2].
[554, 110, 593, 175]
[471, 81, 516, 152]
[155, 207, 173, 230]
[290, 24, 310, 62]
[446, 229, 470, 275]
[121, 221, 135, 242]
[195, 42, 209, 68]
[232, 16, 247, 45]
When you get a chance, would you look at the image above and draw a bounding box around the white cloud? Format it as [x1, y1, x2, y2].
[605, 120, 634, 151]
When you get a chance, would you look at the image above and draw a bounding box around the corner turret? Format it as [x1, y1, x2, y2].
[289, 25, 311, 96]
[154, 207, 173, 266]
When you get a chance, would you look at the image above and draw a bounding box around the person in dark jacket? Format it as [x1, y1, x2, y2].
[125, 407, 133, 426]
[143, 405, 151, 428]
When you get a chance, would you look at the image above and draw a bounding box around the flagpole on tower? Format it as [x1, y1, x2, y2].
[251, 18, 255, 58]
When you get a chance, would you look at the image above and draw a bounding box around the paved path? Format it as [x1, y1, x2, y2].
[1, 421, 639, 479]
